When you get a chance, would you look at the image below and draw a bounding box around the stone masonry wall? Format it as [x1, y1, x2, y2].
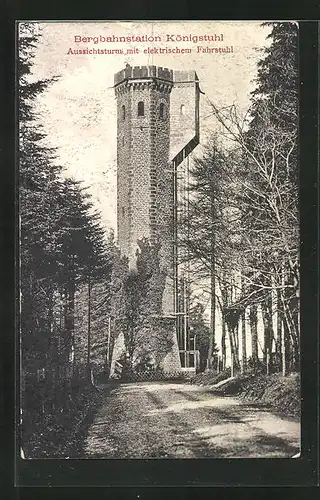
[116, 86, 132, 258]
[116, 73, 174, 270]
[130, 85, 154, 263]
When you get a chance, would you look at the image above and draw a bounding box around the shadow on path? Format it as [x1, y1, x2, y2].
[82, 381, 300, 459]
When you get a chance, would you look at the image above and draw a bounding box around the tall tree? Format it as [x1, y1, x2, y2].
[178, 140, 244, 370]
[179, 22, 299, 375]
[189, 301, 218, 373]
[19, 23, 113, 414]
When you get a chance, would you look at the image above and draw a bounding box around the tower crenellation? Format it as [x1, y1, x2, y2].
[114, 65, 174, 86]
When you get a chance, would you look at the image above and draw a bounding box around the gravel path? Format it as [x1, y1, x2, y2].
[83, 381, 300, 458]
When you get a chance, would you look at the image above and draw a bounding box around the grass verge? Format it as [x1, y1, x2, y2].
[190, 369, 300, 417]
[21, 382, 103, 458]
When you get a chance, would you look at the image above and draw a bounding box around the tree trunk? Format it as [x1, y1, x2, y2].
[241, 309, 247, 373]
[282, 314, 290, 376]
[286, 266, 300, 367]
[234, 321, 239, 363]
[206, 185, 216, 371]
[280, 264, 300, 374]
[105, 316, 112, 371]
[276, 289, 283, 372]
[221, 315, 227, 370]
[280, 265, 289, 375]
[261, 294, 273, 374]
[250, 303, 259, 368]
[220, 276, 228, 371]
[293, 289, 300, 370]
[64, 280, 75, 367]
[285, 285, 300, 371]
[47, 287, 54, 334]
[227, 323, 240, 370]
[59, 289, 64, 331]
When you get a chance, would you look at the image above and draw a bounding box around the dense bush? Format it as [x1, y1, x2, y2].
[190, 368, 231, 386]
[211, 372, 301, 417]
[21, 371, 101, 458]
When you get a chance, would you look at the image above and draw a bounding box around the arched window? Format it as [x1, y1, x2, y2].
[138, 101, 144, 117]
[159, 102, 165, 119]
[121, 104, 126, 121]
[180, 104, 186, 115]
[122, 136, 125, 146]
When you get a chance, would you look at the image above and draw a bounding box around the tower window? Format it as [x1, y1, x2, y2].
[159, 102, 165, 119]
[122, 136, 125, 146]
[138, 101, 144, 117]
[121, 104, 126, 121]
[121, 207, 125, 217]
[180, 104, 186, 115]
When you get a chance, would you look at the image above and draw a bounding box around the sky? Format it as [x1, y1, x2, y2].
[26, 21, 272, 233]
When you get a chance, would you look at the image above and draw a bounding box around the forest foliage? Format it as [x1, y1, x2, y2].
[19, 24, 114, 454]
[179, 22, 299, 375]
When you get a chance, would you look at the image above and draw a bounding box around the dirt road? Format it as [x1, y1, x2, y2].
[83, 381, 300, 458]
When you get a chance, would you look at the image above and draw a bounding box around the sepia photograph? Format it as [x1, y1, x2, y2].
[18, 20, 300, 460]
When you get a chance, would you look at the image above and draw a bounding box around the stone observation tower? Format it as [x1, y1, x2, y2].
[111, 64, 200, 374]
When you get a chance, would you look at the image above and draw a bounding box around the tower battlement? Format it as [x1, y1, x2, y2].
[114, 65, 199, 87]
[114, 65, 174, 86]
